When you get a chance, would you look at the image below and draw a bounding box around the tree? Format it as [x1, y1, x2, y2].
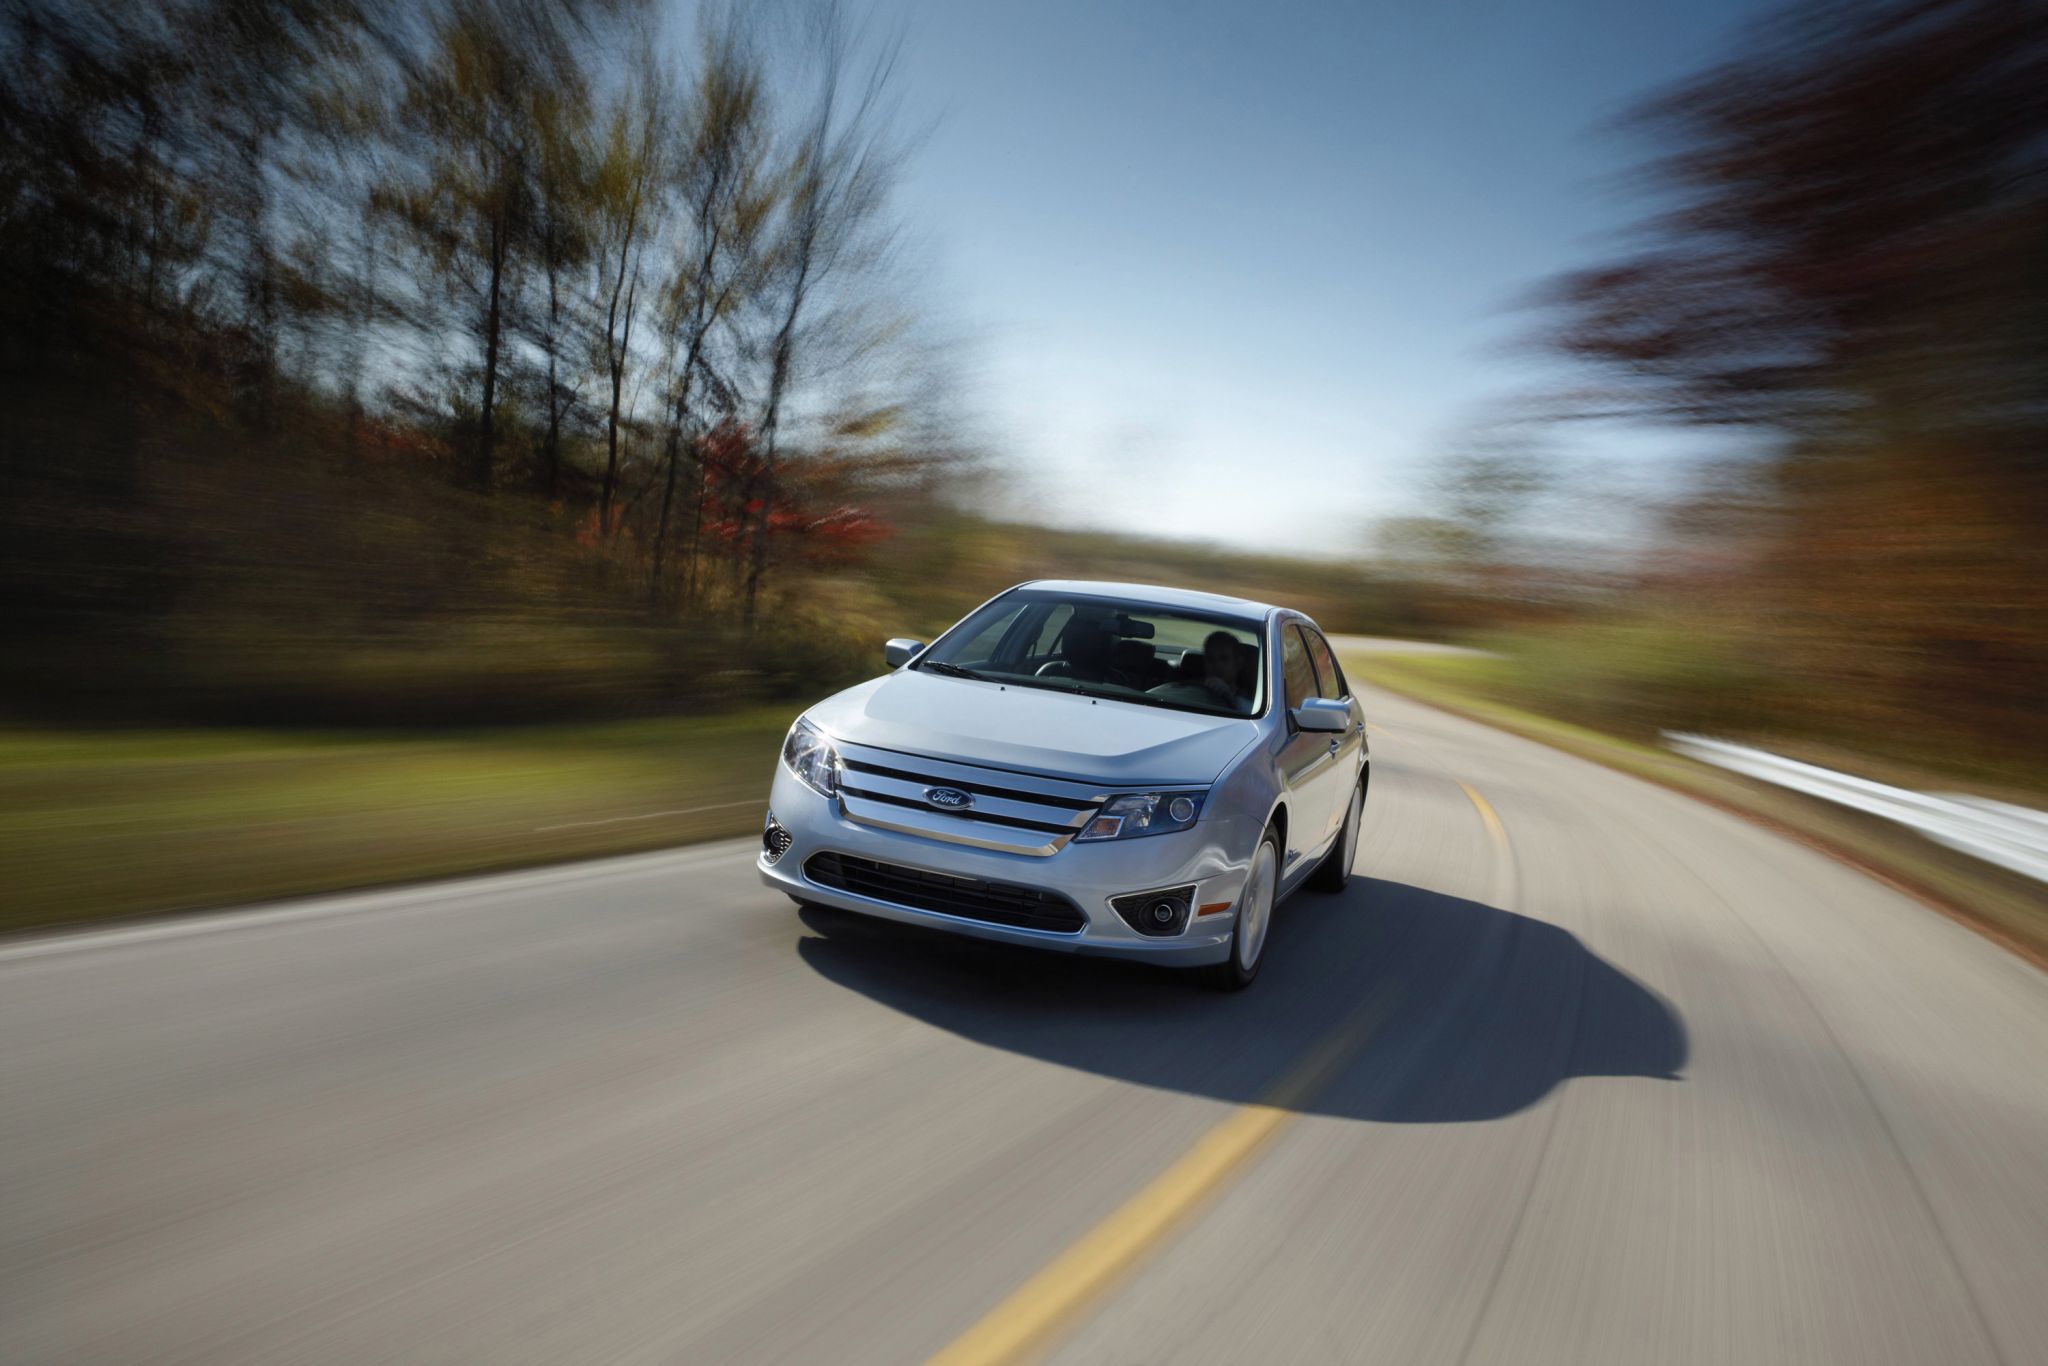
[1543, 0, 2045, 447]
[742, 1, 900, 624]
[1534, 0, 2048, 758]
[376, 0, 584, 489]
[588, 55, 666, 533]
[653, 23, 772, 594]
[523, 73, 595, 499]
[191, 1, 339, 435]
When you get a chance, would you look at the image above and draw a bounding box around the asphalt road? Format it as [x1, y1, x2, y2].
[5, 684, 2047, 1365]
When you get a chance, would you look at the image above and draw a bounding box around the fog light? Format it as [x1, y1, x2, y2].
[1110, 885, 1195, 937]
[762, 812, 793, 864]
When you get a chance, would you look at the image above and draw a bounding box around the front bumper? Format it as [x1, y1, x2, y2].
[757, 764, 1246, 967]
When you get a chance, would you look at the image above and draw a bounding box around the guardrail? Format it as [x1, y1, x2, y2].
[1664, 733, 2048, 885]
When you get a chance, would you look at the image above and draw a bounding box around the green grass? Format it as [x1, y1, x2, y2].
[1341, 650, 2048, 967]
[0, 709, 795, 934]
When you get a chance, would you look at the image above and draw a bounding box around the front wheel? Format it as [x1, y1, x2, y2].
[1204, 825, 1280, 991]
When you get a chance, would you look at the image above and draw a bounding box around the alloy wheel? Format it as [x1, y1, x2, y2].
[1239, 838, 1277, 971]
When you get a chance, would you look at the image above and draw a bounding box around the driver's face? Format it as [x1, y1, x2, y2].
[1205, 637, 1237, 671]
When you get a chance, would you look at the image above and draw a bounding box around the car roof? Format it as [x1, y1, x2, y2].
[1015, 579, 1282, 619]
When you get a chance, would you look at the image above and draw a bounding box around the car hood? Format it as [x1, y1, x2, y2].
[805, 670, 1259, 787]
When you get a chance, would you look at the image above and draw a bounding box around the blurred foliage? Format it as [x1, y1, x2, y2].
[0, 0, 925, 723]
[1407, 0, 2048, 789]
[0, 0, 1456, 731]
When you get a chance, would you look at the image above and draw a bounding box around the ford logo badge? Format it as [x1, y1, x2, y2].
[924, 786, 973, 810]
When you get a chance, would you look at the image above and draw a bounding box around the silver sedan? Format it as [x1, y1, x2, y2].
[757, 580, 1369, 988]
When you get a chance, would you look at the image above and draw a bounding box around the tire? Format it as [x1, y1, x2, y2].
[1204, 825, 1280, 991]
[1308, 774, 1365, 893]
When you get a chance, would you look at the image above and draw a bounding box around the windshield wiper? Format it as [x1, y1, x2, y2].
[917, 660, 989, 682]
[1063, 682, 1194, 711]
[1064, 681, 1242, 716]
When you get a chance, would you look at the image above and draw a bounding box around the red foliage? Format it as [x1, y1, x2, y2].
[684, 419, 894, 566]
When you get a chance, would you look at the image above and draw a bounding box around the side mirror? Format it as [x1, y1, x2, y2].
[884, 637, 925, 669]
[1290, 698, 1350, 733]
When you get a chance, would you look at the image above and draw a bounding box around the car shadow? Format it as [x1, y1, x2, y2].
[795, 877, 1685, 1123]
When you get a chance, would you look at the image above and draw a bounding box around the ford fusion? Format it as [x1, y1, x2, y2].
[757, 581, 1369, 988]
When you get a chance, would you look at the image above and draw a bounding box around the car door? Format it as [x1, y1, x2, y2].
[1275, 621, 1347, 881]
[1301, 625, 1366, 845]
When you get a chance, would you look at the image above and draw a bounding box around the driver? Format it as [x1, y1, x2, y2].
[1199, 630, 1252, 708]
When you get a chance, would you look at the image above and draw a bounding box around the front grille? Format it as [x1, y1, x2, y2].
[836, 783, 1079, 834]
[838, 758, 1098, 835]
[841, 758, 1100, 814]
[828, 741, 1113, 858]
[805, 852, 1087, 934]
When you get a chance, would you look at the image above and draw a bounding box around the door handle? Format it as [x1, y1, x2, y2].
[1327, 739, 1341, 755]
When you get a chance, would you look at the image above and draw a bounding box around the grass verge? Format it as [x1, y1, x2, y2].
[0, 709, 793, 935]
[1340, 651, 2048, 970]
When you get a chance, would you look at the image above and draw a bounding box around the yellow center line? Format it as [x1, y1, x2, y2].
[926, 988, 1397, 1366]
[1458, 780, 1507, 849]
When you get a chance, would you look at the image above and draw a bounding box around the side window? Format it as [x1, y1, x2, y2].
[1304, 628, 1348, 700]
[1281, 625, 1317, 710]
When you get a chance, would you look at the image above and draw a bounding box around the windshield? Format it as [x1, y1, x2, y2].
[916, 591, 1266, 717]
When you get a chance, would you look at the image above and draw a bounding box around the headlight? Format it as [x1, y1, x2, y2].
[781, 717, 841, 797]
[1075, 791, 1204, 841]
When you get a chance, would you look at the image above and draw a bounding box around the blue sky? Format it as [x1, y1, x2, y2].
[871, 0, 1773, 553]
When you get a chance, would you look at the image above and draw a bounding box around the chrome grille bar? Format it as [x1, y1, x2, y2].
[832, 740, 1110, 857]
